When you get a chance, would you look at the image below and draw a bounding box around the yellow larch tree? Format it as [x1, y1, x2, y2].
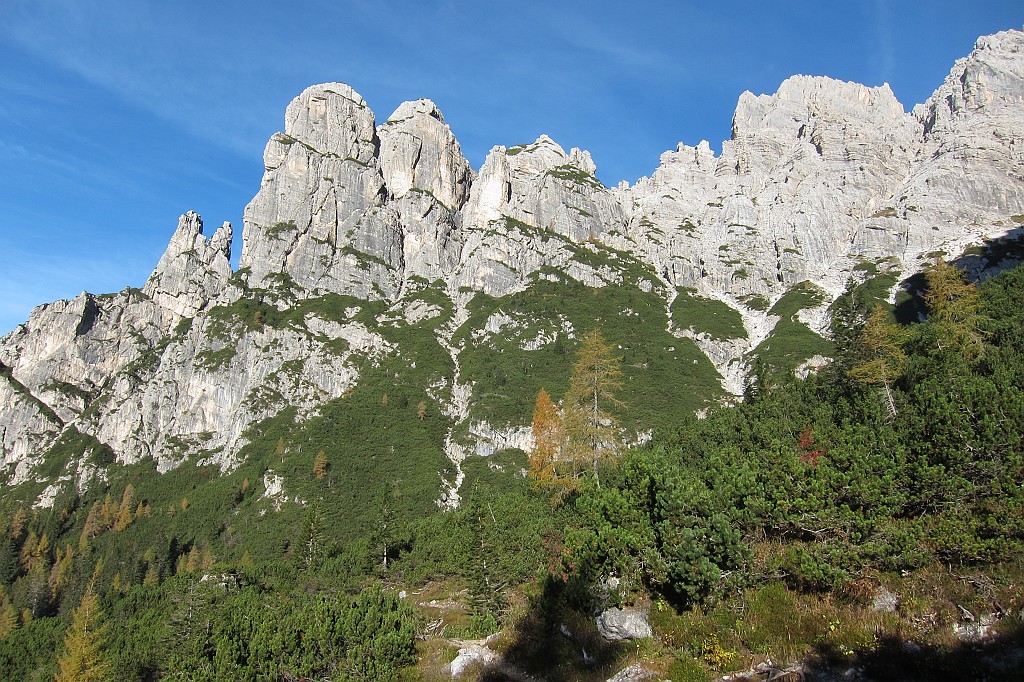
[54, 587, 110, 682]
[561, 329, 625, 488]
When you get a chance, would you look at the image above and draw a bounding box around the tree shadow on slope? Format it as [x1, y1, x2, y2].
[894, 224, 1024, 324]
[477, 577, 631, 682]
[806, 618, 1024, 681]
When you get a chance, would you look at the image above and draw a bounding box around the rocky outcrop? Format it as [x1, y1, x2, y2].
[378, 99, 473, 282]
[456, 135, 630, 296]
[239, 83, 403, 300]
[0, 365, 62, 484]
[143, 211, 233, 322]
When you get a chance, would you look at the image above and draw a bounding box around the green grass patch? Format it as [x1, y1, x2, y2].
[545, 164, 604, 189]
[671, 289, 746, 341]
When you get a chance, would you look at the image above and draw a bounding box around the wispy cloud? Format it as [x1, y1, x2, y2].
[1, 0, 276, 158]
[872, 0, 896, 85]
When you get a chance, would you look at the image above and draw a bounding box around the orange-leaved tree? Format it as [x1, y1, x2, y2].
[528, 388, 563, 487]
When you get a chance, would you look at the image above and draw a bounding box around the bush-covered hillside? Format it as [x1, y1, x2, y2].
[1, 259, 1023, 680]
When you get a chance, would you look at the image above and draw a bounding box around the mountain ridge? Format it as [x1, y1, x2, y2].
[2, 28, 1023, 502]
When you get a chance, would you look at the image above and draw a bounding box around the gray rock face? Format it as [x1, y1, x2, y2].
[240, 83, 403, 300]
[2, 29, 1023, 492]
[378, 98, 472, 282]
[0, 368, 62, 484]
[595, 607, 653, 640]
[455, 135, 630, 297]
[143, 211, 233, 322]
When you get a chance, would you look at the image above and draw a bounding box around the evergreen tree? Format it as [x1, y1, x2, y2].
[297, 504, 325, 571]
[54, 587, 110, 682]
[370, 484, 402, 573]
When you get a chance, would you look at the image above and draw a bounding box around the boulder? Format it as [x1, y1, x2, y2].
[595, 607, 652, 640]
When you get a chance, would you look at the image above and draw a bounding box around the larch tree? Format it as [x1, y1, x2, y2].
[923, 258, 986, 360]
[313, 449, 329, 480]
[54, 587, 110, 682]
[112, 484, 135, 532]
[528, 388, 563, 487]
[9, 506, 27, 539]
[0, 585, 17, 639]
[562, 329, 625, 488]
[848, 304, 907, 419]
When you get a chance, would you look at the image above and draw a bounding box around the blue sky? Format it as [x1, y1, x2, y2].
[1, 1, 1022, 334]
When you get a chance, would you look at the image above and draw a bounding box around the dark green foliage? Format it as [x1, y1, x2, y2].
[454, 272, 723, 432]
[0, 616, 64, 680]
[545, 164, 605, 188]
[671, 288, 747, 340]
[160, 581, 417, 682]
[563, 262, 1024, 609]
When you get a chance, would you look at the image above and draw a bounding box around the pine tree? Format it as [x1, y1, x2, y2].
[562, 330, 625, 487]
[54, 588, 110, 682]
[297, 504, 325, 571]
[371, 483, 403, 573]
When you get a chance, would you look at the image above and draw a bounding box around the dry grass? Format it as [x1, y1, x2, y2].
[401, 560, 1024, 681]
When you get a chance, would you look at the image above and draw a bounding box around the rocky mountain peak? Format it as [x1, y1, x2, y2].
[281, 82, 377, 161]
[143, 211, 233, 321]
[378, 98, 473, 209]
[916, 28, 1024, 135]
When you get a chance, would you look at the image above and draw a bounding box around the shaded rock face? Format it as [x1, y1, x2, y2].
[2, 29, 1024, 487]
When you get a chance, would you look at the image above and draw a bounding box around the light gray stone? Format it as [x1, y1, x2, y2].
[595, 607, 652, 640]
